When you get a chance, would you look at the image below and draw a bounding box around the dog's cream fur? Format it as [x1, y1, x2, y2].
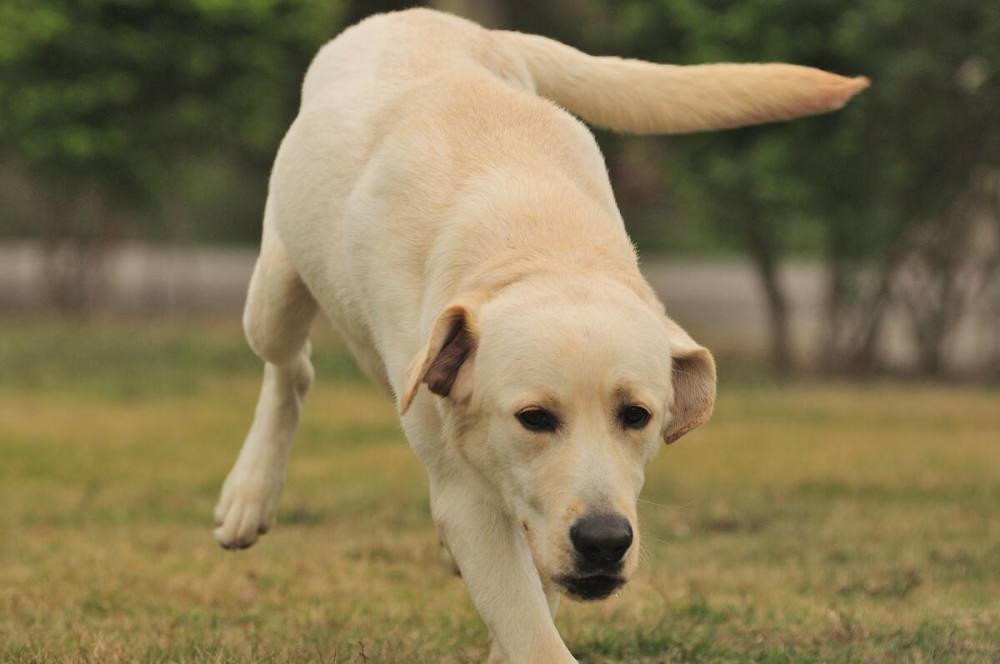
[213, 9, 866, 662]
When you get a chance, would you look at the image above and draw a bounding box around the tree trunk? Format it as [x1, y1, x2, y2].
[40, 187, 114, 316]
[742, 207, 793, 376]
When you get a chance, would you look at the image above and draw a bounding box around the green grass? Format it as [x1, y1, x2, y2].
[1, 320, 998, 662]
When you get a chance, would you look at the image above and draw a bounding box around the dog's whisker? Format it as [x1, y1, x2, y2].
[642, 534, 667, 543]
[637, 498, 691, 510]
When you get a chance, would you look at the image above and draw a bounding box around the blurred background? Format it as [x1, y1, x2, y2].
[2, 1, 999, 662]
[2, 0, 998, 377]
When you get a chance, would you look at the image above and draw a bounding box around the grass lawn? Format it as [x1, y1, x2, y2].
[1, 320, 998, 663]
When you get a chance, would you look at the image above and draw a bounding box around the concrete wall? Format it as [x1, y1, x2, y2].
[2, 242, 996, 373]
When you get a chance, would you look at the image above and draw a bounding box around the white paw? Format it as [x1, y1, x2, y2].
[213, 466, 284, 550]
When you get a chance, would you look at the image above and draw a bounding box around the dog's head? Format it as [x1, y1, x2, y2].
[401, 276, 715, 600]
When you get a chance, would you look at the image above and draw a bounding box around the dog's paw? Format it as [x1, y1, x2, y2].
[213, 466, 283, 550]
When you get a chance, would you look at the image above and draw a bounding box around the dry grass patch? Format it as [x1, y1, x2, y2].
[1, 321, 998, 662]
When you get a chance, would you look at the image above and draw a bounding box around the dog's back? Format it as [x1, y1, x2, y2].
[269, 11, 617, 381]
[302, 10, 530, 106]
[264, 7, 869, 392]
[300, 8, 869, 134]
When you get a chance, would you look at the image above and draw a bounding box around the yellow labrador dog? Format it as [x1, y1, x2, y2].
[213, 8, 866, 662]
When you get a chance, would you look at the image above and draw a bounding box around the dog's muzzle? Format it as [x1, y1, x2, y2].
[556, 512, 633, 600]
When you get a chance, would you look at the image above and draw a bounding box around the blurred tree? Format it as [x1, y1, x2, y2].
[804, 0, 1000, 374]
[589, 0, 1000, 376]
[0, 0, 347, 310]
[2, 0, 997, 375]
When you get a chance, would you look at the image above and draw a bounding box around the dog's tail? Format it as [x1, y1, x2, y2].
[498, 31, 869, 135]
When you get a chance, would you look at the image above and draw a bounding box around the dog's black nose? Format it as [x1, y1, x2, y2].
[570, 513, 633, 567]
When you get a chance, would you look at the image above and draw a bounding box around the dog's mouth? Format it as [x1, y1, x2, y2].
[556, 573, 625, 601]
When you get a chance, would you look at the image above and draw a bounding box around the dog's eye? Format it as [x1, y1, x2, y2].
[516, 408, 559, 432]
[620, 405, 651, 429]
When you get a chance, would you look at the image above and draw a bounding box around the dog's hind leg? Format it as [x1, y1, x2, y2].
[214, 217, 317, 550]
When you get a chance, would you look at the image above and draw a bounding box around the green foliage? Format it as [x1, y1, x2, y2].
[3, 0, 997, 254]
[0, 0, 347, 241]
[600, 0, 1000, 260]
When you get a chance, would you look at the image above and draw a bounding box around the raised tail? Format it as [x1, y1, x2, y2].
[498, 30, 869, 135]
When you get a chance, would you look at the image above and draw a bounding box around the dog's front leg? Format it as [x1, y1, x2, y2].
[487, 585, 563, 664]
[432, 480, 575, 664]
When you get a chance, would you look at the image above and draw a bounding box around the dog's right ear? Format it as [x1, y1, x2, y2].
[400, 303, 478, 414]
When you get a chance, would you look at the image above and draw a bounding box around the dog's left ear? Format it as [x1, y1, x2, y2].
[400, 302, 478, 414]
[662, 317, 717, 444]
